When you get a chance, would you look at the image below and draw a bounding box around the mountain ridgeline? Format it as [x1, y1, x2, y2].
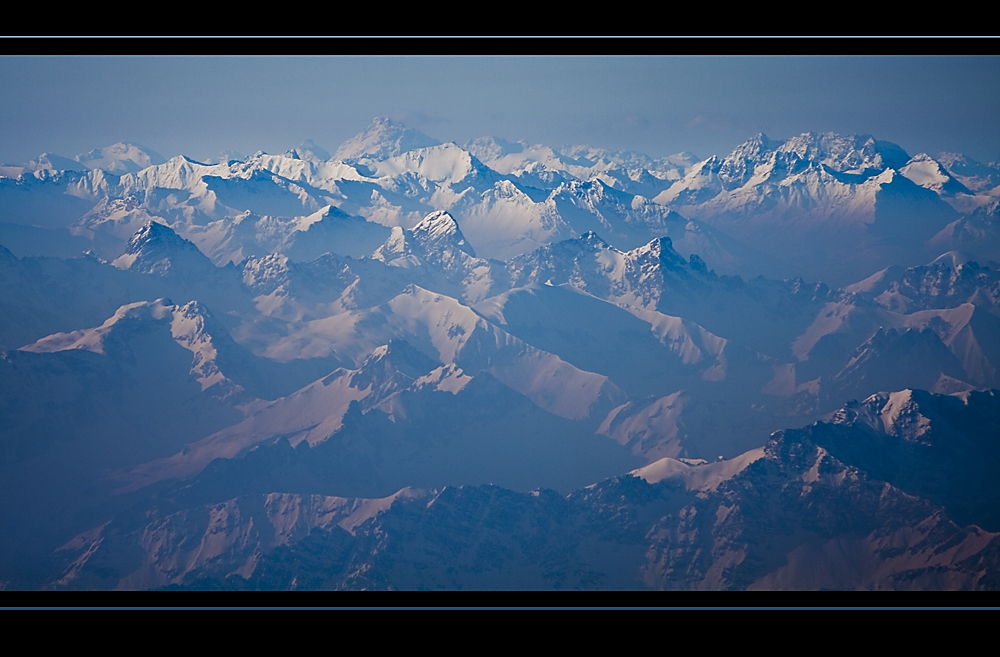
[1, 119, 999, 591]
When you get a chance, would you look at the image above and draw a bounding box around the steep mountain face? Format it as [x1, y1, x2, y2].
[828, 327, 970, 399]
[900, 153, 973, 197]
[0, 244, 214, 351]
[178, 205, 392, 266]
[123, 367, 640, 510]
[545, 178, 767, 274]
[118, 338, 448, 488]
[930, 200, 1000, 266]
[45, 489, 427, 591]
[43, 388, 1000, 591]
[100, 222, 259, 324]
[821, 389, 1000, 530]
[0, 295, 341, 571]
[0, 169, 106, 235]
[935, 152, 1000, 195]
[212, 283, 626, 422]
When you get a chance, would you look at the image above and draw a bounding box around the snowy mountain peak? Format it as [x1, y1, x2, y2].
[579, 231, 611, 249]
[411, 211, 475, 257]
[775, 132, 910, 174]
[829, 388, 941, 442]
[730, 132, 780, 160]
[112, 221, 215, 276]
[373, 211, 486, 284]
[627, 235, 688, 271]
[334, 117, 442, 162]
[714, 131, 911, 185]
[75, 142, 166, 174]
[463, 136, 525, 162]
[284, 139, 331, 163]
[4, 142, 165, 175]
[372, 227, 421, 268]
[123, 220, 183, 249]
[242, 253, 292, 293]
[899, 153, 972, 196]
[21, 298, 235, 393]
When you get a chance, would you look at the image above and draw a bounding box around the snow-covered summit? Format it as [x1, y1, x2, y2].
[900, 153, 972, 196]
[410, 210, 475, 258]
[847, 250, 1000, 314]
[284, 139, 331, 163]
[112, 221, 217, 277]
[22, 298, 236, 392]
[74, 142, 167, 174]
[372, 211, 494, 300]
[334, 117, 442, 162]
[506, 231, 706, 313]
[1, 142, 166, 177]
[826, 388, 1000, 446]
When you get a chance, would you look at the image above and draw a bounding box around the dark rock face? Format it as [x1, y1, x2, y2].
[42, 388, 1000, 591]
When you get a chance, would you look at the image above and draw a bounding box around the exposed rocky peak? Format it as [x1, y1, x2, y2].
[350, 339, 442, 397]
[61, 394, 1000, 590]
[895, 258, 999, 309]
[628, 235, 690, 272]
[371, 226, 422, 268]
[505, 232, 708, 311]
[777, 132, 910, 173]
[813, 388, 1000, 531]
[717, 132, 781, 189]
[830, 327, 969, 398]
[852, 254, 1000, 314]
[707, 131, 911, 194]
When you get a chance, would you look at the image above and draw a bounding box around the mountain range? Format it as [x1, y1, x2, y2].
[2, 117, 999, 591]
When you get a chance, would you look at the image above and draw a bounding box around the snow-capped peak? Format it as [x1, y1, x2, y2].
[899, 153, 972, 196]
[21, 299, 234, 392]
[112, 221, 215, 276]
[411, 211, 475, 258]
[74, 142, 167, 174]
[829, 389, 939, 443]
[333, 117, 442, 162]
[284, 139, 331, 163]
[372, 211, 488, 288]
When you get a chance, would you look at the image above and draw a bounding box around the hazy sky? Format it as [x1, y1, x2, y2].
[2, 54, 998, 165]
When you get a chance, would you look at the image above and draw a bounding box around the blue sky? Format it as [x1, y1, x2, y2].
[2, 54, 998, 164]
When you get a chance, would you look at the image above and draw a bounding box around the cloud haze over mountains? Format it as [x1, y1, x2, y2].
[2, 103, 1000, 591]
